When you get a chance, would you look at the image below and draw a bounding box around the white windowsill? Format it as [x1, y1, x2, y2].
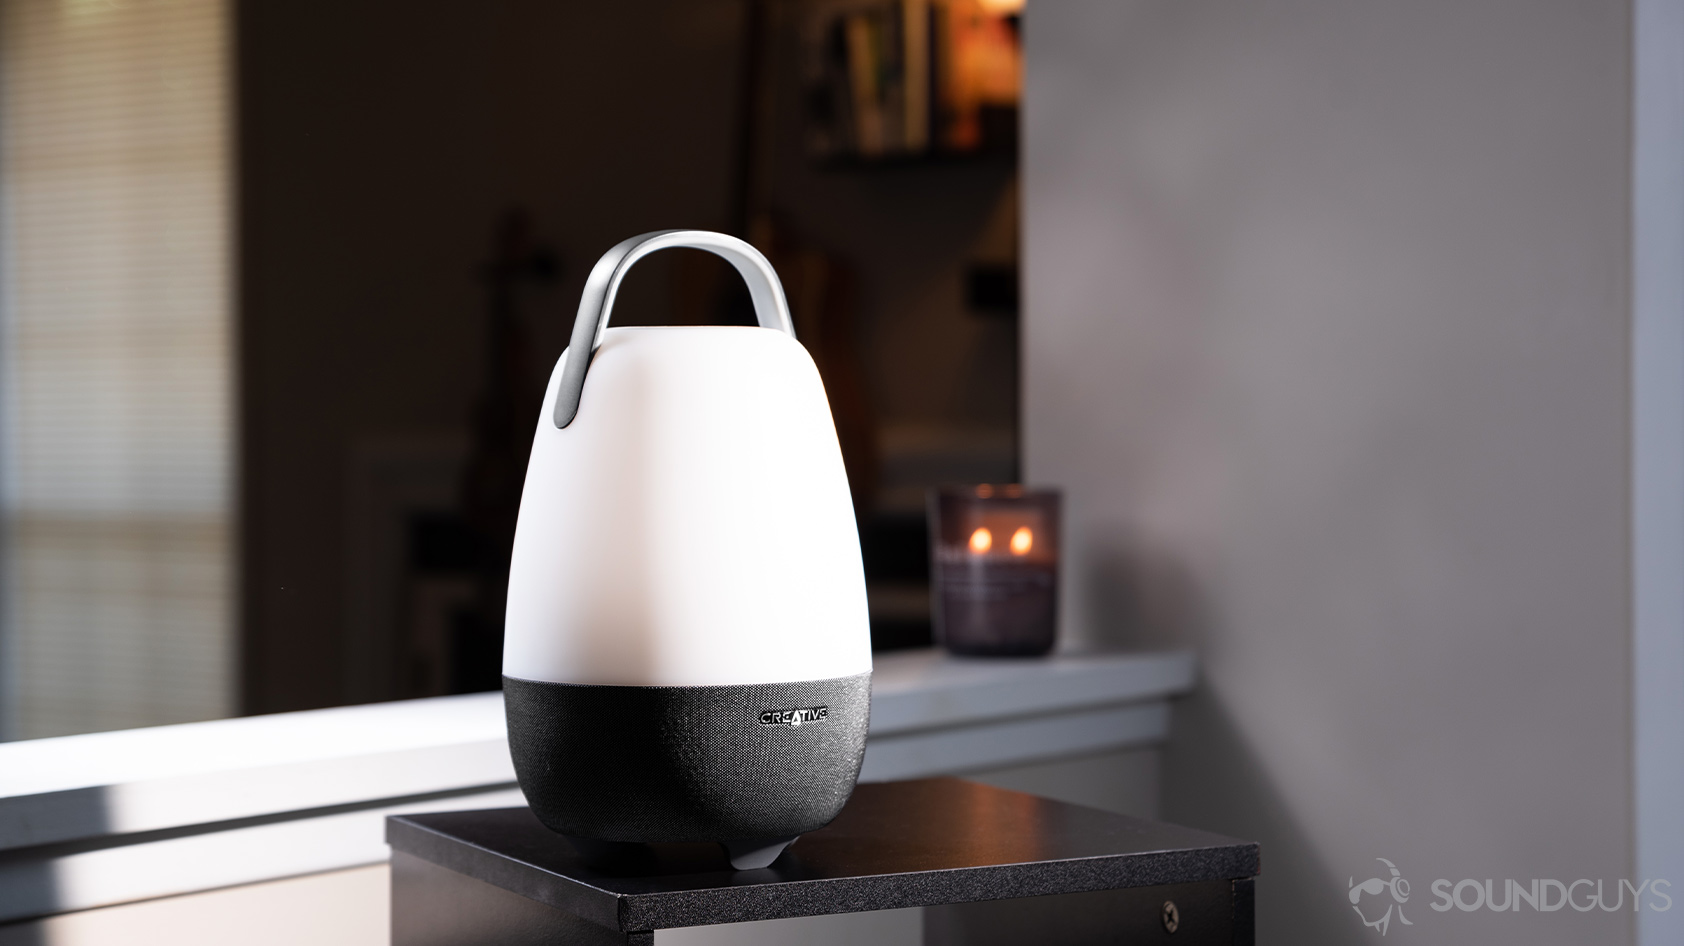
[0, 648, 1194, 923]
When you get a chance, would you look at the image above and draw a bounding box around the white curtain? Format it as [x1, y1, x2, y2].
[0, 0, 232, 739]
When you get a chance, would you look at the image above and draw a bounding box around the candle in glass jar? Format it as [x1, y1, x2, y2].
[928, 485, 1061, 656]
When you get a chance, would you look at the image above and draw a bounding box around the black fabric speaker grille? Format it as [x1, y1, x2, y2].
[504, 672, 871, 843]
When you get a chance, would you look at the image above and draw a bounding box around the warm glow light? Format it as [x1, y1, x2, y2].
[1009, 526, 1033, 555]
[969, 527, 993, 554]
[978, 0, 1026, 14]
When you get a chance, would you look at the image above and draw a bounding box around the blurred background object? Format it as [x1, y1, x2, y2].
[803, 0, 1021, 162]
[929, 484, 1059, 656]
[0, 0, 1022, 736]
[0, 0, 234, 739]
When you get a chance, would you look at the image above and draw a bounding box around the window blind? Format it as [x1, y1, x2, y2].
[0, 0, 232, 739]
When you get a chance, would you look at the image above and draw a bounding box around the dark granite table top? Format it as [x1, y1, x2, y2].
[386, 777, 1259, 933]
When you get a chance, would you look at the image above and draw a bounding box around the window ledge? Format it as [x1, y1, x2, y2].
[0, 648, 1194, 923]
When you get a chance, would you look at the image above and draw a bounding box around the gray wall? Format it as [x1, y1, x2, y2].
[1022, 2, 1635, 943]
[1632, 3, 1684, 944]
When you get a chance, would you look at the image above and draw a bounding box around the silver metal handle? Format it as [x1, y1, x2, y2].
[552, 230, 797, 428]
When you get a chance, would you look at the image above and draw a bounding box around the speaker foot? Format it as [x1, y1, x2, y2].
[722, 836, 797, 870]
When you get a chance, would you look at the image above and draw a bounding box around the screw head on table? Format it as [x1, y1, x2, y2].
[1161, 899, 1180, 933]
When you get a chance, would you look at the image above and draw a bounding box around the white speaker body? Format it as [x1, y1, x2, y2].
[504, 325, 870, 688]
[501, 231, 872, 869]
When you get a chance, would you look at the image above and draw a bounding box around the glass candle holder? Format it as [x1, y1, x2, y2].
[928, 485, 1061, 657]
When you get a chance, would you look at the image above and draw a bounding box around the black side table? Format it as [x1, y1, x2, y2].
[386, 777, 1258, 945]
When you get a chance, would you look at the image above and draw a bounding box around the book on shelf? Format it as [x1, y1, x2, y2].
[806, 0, 1020, 163]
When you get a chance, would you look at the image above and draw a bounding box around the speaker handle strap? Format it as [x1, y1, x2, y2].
[552, 229, 796, 428]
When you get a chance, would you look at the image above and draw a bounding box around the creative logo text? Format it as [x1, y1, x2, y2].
[758, 706, 828, 727]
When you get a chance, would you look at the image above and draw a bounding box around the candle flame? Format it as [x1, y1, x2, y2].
[1010, 526, 1034, 555]
[969, 527, 993, 554]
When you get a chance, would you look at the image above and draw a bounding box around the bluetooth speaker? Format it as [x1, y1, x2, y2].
[502, 230, 872, 870]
